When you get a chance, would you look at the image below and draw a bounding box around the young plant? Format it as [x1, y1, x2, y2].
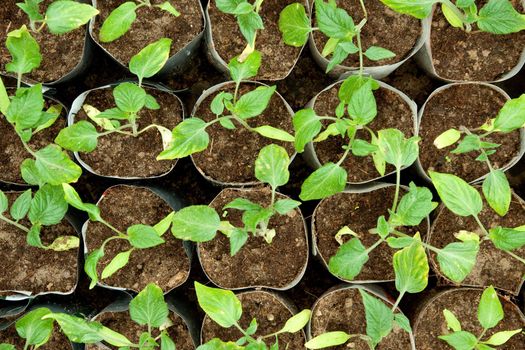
[61, 184, 175, 289]
[433, 94, 525, 217]
[439, 286, 522, 350]
[157, 51, 294, 161]
[195, 281, 310, 349]
[99, 0, 180, 43]
[380, 0, 525, 34]
[0, 308, 60, 350]
[170, 144, 300, 256]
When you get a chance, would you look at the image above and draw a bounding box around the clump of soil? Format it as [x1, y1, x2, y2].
[92, 0, 203, 65]
[75, 86, 182, 178]
[313, 83, 414, 183]
[414, 289, 525, 349]
[430, 0, 525, 81]
[191, 83, 295, 184]
[418, 84, 521, 182]
[0, 0, 86, 83]
[84, 186, 190, 292]
[0, 320, 71, 349]
[0, 192, 78, 296]
[312, 0, 421, 68]
[310, 287, 413, 349]
[198, 188, 308, 289]
[201, 291, 306, 348]
[313, 186, 428, 281]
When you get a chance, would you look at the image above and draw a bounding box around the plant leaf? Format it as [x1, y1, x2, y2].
[5, 26, 41, 75]
[34, 145, 82, 185]
[492, 94, 525, 132]
[390, 182, 437, 226]
[55, 121, 99, 152]
[377, 128, 419, 169]
[293, 108, 322, 152]
[129, 38, 173, 83]
[379, 0, 438, 19]
[15, 308, 53, 346]
[305, 332, 351, 349]
[328, 238, 369, 280]
[477, 0, 525, 34]
[10, 189, 32, 221]
[28, 184, 68, 226]
[443, 309, 462, 332]
[127, 225, 165, 249]
[229, 51, 262, 84]
[438, 331, 478, 350]
[233, 86, 276, 119]
[393, 234, 429, 294]
[359, 289, 394, 347]
[99, 2, 137, 42]
[436, 241, 479, 283]
[429, 171, 483, 217]
[483, 329, 522, 346]
[62, 183, 102, 222]
[482, 170, 511, 216]
[113, 82, 146, 113]
[478, 286, 503, 330]
[254, 144, 290, 188]
[278, 3, 311, 47]
[45, 0, 99, 34]
[364, 46, 396, 61]
[157, 118, 209, 160]
[278, 309, 311, 334]
[194, 282, 242, 328]
[488, 226, 525, 251]
[129, 283, 169, 328]
[171, 206, 220, 242]
[101, 250, 131, 279]
[300, 163, 347, 201]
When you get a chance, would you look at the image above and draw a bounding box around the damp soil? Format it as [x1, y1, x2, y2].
[415, 289, 525, 350]
[313, 83, 414, 183]
[0, 192, 78, 296]
[84, 186, 190, 292]
[311, 287, 412, 350]
[429, 189, 525, 295]
[201, 291, 306, 348]
[312, 0, 421, 68]
[430, 0, 525, 81]
[198, 188, 308, 289]
[313, 186, 428, 281]
[208, 0, 305, 80]
[92, 0, 203, 65]
[75, 86, 182, 178]
[0, 321, 71, 349]
[0, 0, 86, 83]
[191, 83, 295, 184]
[87, 310, 194, 350]
[419, 84, 521, 182]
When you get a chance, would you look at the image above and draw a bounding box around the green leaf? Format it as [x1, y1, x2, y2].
[171, 206, 220, 242]
[55, 121, 99, 152]
[451, 134, 482, 154]
[101, 250, 131, 279]
[478, 286, 503, 330]
[15, 308, 53, 346]
[488, 226, 525, 251]
[237, 11, 264, 45]
[233, 86, 276, 119]
[429, 171, 483, 217]
[273, 199, 301, 215]
[194, 282, 242, 328]
[387, 236, 415, 249]
[5, 26, 41, 75]
[438, 331, 478, 350]
[85, 248, 104, 289]
[364, 46, 396, 61]
[27, 225, 44, 248]
[224, 198, 262, 211]
[436, 241, 479, 283]
[42, 313, 103, 344]
[252, 125, 295, 142]
[0, 191, 7, 214]
[113, 82, 146, 113]
[278, 309, 311, 333]
[129, 38, 173, 83]
[434, 128, 462, 149]
[484, 329, 522, 346]
[477, 0, 525, 34]
[211, 92, 234, 115]
[10, 189, 32, 221]
[96, 107, 130, 120]
[127, 225, 165, 249]
[157, 118, 209, 160]
[28, 185, 67, 226]
[160, 331, 176, 350]
[315, 0, 355, 39]
[198, 339, 244, 350]
[351, 139, 378, 156]
[379, 0, 438, 19]
[305, 331, 351, 349]
[229, 228, 248, 256]
[0, 344, 15, 350]
[393, 235, 429, 294]
[377, 129, 419, 169]
[242, 207, 273, 233]
[278, 3, 311, 47]
[156, 1, 181, 17]
[390, 182, 437, 226]
[46, 235, 79, 251]
[328, 238, 368, 280]
[442, 3, 464, 28]
[153, 212, 174, 236]
[348, 80, 377, 125]
[394, 313, 412, 333]
[254, 144, 290, 188]
[492, 94, 525, 132]
[20, 159, 43, 186]
[359, 290, 394, 347]
[17, 0, 44, 21]
[229, 51, 262, 84]
[34, 144, 82, 185]
[99, 2, 137, 42]
[45, 0, 99, 34]
[482, 170, 511, 216]
[0, 76, 10, 115]
[443, 309, 462, 332]
[293, 108, 322, 152]
[62, 183, 102, 222]
[5, 84, 44, 130]
[300, 163, 347, 201]
[129, 283, 169, 328]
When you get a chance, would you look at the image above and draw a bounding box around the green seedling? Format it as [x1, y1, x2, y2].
[99, 0, 180, 43]
[380, 0, 525, 34]
[439, 286, 522, 350]
[433, 94, 525, 217]
[0, 308, 59, 350]
[157, 51, 294, 161]
[61, 184, 175, 289]
[195, 281, 310, 349]
[170, 144, 300, 256]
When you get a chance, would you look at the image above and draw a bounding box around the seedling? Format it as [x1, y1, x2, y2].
[61, 184, 175, 289]
[55, 38, 175, 155]
[433, 94, 525, 217]
[380, 0, 525, 34]
[170, 144, 300, 256]
[439, 286, 522, 350]
[157, 51, 294, 161]
[99, 0, 180, 43]
[195, 281, 310, 349]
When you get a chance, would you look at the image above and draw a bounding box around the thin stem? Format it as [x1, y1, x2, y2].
[365, 238, 384, 255]
[319, 116, 340, 122]
[232, 115, 255, 132]
[477, 328, 488, 343]
[391, 291, 405, 312]
[254, 0, 264, 13]
[97, 124, 134, 137]
[356, 30, 364, 76]
[336, 130, 356, 166]
[391, 166, 401, 213]
[359, 0, 367, 18]
[504, 250, 525, 265]
[19, 137, 37, 158]
[17, 72, 22, 89]
[0, 214, 30, 233]
[23, 342, 29, 350]
[100, 219, 126, 237]
[473, 215, 489, 236]
[234, 323, 257, 343]
[130, 114, 138, 137]
[233, 82, 240, 104]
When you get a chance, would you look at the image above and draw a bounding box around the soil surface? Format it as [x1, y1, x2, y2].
[429, 189, 525, 294]
[191, 82, 295, 184]
[92, 0, 203, 65]
[430, 0, 525, 81]
[0, 321, 71, 349]
[0, 192, 78, 296]
[312, 0, 421, 68]
[201, 290, 306, 348]
[87, 309, 194, 350]
[0, 0, 86, 83]
[310, 287, 413, 349]
[208, 0, 306, 80]
[415, 289, 525, 349]
[84, 186, 190, 292]
[313, 83, 414, 183]
[199, 188, 308, 289]
[419, 84, 521, 182]
[314, 186, 428, 281]
[75, 86, 182, 178]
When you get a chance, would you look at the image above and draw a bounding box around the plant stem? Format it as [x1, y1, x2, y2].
[365, 238, 384, 255]
[234, 323, 257, 343]
[356, 29, 364, 76]
[336, 129, 356, 166]
[473, 215, 489, 236]
[391, 166, 401, 213]
[0, 214, 30, 233]
[100, 219, 126, 237]
[391, 290, 405, 312]
[503, 250, 525, 265]
[17, 72, 22, 89]
[359, 0, 367, 18]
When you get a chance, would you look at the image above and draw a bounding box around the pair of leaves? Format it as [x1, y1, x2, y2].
[217, 0, 264, 46]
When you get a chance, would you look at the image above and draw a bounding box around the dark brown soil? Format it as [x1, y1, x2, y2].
[0, 320, 71, 349]
[84, 185, 190, 292]
[312, 0, 421, 68]
[208, 0, 305, 80]
[313, 83, 414, 183]
[430, 1, 525, 81]
[313, 186, 428, 281]
[419, 84, 521, 182]
[191, 82, 295, 184]
[415, 289, 525, 350]
[0, 192, 78, 296]
[429, 189, 525, 295]
[199, 188, 308, 289]
[93, 0, 203, 65]
[75, 86, 182, 178]
[201, 290, 306, 348]
[87, 309, 194, 350]
[310, 287, 412, 349]
[0, 0, 86, 83]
